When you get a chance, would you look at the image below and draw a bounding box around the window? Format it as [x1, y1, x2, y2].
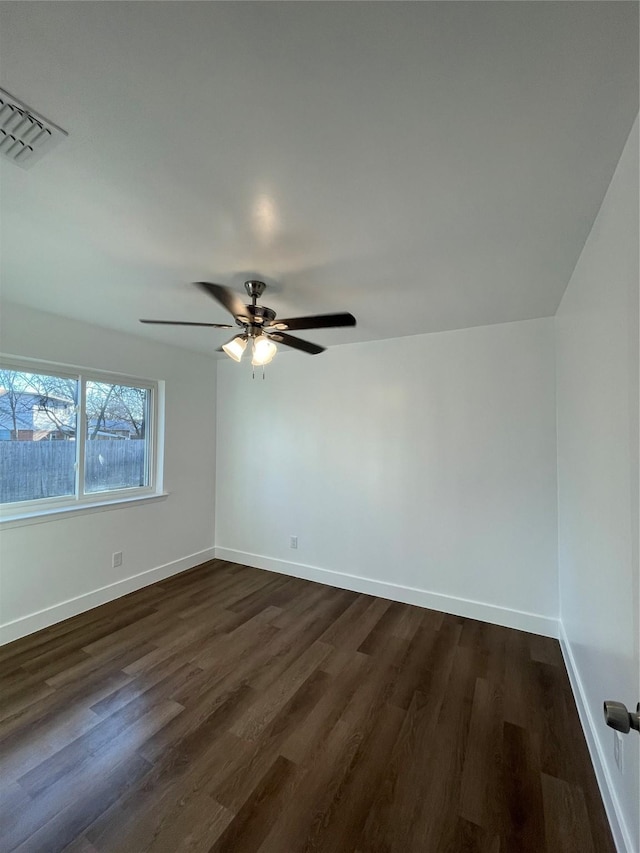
[84, 380, 151, 494]
[0, 359, 160, 514]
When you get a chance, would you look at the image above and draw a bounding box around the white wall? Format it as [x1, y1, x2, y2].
[556, 116, 639, 853]
[215, 317, 559, 636]
[0, 302, 217, 643]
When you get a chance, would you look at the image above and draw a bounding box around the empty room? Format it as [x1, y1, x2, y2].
[0, 2, 638, 851]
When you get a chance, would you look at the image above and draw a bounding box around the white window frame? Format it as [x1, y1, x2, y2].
[0, 355, 165, 525]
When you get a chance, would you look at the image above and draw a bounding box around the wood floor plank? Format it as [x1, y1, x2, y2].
[83, 731, 248, 851]
[294, 701, 405, 852]
[5, 702, 182, 850]
[357, 600, 415, 654]
[459, 677, 504, 829]
[270, 582, 342, 631]
[356, 689, 438, 852]
[443, 818, 501, 853]
[0, 559, 616, 853]
[386, 624, 438, 710]
[16, 663, 191, 789]
[17, 699, 184, 799]
[88, 656, 201, 718]
[395, 642, 476, 850]
[247, 588, 357, 692]
[500, 721, 546, 853]
[540, 772, 596, 853]
[0, 605, 155, 672]
[0, 669, 133, 747]
[60, 836, 101, 853]
[0, 678, 57, 723]
[230, 640, 330, 741]
[12, 753, 152, 853]
[502, 630, 531, 728]
[255, 718, 359, 853]
[0, 705, 101, 784]
[137, 677, 257, 764]
[212, 669, 332, 813]
[44, 640, 158, 689]
[209, 755, 299, 853]
[279, 650, 369, 765]
[189, 605, 281, 671]
[142, 793, 233, 853]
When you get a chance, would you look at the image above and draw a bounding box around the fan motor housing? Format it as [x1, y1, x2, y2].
[244, 280, 266, 299]
[240, 303, 277, 329]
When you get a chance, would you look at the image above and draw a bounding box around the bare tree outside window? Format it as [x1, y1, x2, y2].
[84, 381, 150, 493]
[29, 373, 78, 438]
[0, 369, 76, 440]
[0, 368, 78, 502]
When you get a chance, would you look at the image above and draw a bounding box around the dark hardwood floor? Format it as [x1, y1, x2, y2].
[0, 559, 614, 852]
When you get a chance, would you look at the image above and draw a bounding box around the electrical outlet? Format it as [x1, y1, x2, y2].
[112, 551, 123, 568]
[290, 536, 298, 549]
[614, 731, 623, 773]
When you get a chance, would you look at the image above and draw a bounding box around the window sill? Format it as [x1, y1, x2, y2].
[0, 492, 169, 530]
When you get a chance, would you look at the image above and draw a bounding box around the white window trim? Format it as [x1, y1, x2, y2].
[0, 492, 170, 529]
[0, 354, 164, 524]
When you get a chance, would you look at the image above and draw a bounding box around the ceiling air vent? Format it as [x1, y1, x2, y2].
[0, 87, 67, 169]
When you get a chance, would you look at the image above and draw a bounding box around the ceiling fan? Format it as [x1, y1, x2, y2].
[140, 280, 356, 366]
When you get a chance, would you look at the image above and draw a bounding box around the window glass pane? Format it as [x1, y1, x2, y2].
[0, 368, 78, 503]
[84, 381, 150, 494]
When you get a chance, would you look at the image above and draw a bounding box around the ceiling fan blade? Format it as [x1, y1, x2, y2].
[270, 332, 325, 355]
[272, 312, 356, 331]
[140, 319, 233, 328]
[195, 281, 250, 322]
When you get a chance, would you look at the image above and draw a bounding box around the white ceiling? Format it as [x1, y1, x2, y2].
[0, 1, 638, 357]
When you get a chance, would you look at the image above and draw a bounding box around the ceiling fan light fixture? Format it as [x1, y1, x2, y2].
[222, 334, 248, 362]
[251, 335, 277, 366]
[140, 280, 355, 363]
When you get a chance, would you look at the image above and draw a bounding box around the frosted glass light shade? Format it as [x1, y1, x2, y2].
[222, 335, 247, 362]
[251, 335, 277, 366]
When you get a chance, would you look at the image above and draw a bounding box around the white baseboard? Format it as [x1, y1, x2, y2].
[214, 547, 558, 638]
[559, 622, 635, 853]
[0, 547, 216, 646]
